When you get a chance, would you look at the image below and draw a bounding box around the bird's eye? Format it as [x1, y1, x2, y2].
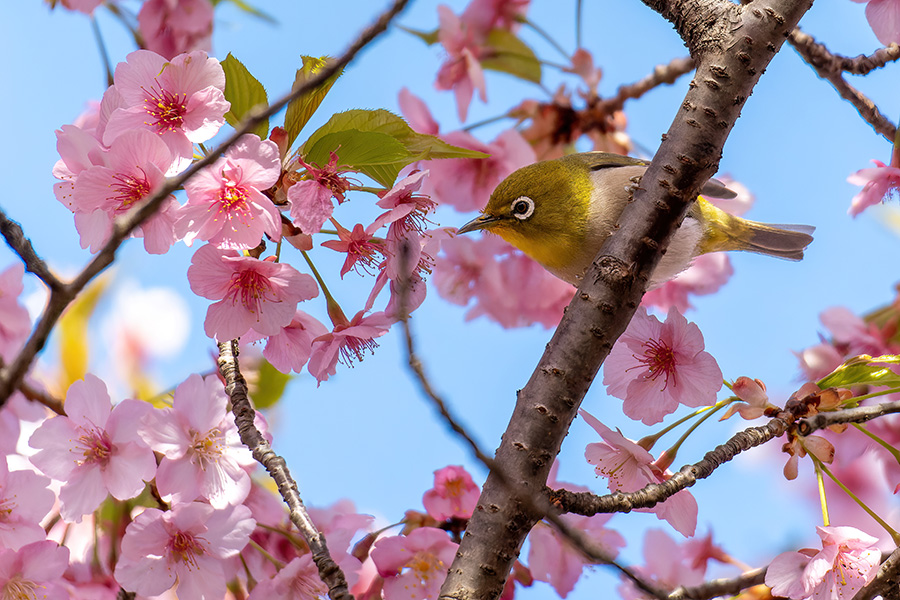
[511, 196, 534, 220]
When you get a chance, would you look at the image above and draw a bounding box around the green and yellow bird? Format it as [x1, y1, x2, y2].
[456, 152, 814, 287]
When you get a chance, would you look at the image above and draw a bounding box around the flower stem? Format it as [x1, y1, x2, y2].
[300, 250, 347, 326]
[815, 456, 900, 545]
[575, 0, 583, 49]
[462, 113, 514, 132]
[639, 397, 734, 450]
[663, 400, 729, 459]
[90, 16, 114, 87]
[813, 457, 830, 527]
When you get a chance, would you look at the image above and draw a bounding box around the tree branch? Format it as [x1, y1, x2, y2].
[0, 208, 63, 292]
[439, 2, 814, 599]
[668, 568, 767, 600]
[797, 399, 900, 436]
[852, 546, 900, 600]
[217, 340, 353, 600]
[789, 29, 898, 142]
[0, 0, 410, 405]
[597, 56, 696, 115]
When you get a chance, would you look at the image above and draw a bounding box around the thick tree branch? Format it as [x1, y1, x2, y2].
[439, 2, 814, 599]
[797, 399, 900, 435]
[789, 29, 898, 141]
[217, 341, 353, 600]
[0, 0, 409, 405]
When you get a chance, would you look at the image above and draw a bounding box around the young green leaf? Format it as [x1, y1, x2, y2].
[304, 130, 412, 188]
[221, 53, 270, 139]
[283, 56, 344, 149]
[818, 354, 900, 389]
[249, 360, 292, 409]
[397, 24, 440, 45]
[480, 29, 542, 84]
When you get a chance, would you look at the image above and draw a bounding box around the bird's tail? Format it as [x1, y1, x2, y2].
[695, 198, 815, 261]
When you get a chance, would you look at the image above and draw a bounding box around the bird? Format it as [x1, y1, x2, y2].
[455, 152, 814, 287]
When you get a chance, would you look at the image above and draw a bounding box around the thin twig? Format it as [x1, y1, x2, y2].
[18, 379, 65, 416]
[597, 56, 695, 115]
[789, 29, 900, 76]
[217, 340, 353, 600]
[551, 418, 789, 516]
[852, 546, 900, 600]
[395, 243, 666, 600]
[0, 0, 410, 405]
[797, 399, 900, 436]
[789, 29, 897, 142]
[0, 208, 63, 292]
[668, 568, 767, 600]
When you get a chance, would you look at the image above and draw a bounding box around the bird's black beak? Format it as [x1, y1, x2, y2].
[456, 214, 502, 235]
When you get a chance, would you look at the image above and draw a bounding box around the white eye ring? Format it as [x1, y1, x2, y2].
[510, 196, 534, 220]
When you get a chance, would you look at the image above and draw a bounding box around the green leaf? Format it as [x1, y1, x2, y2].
[397, 24, 440, 45]
[480, 28, 542, 84]
[305, 130, 412, 188]
[818, 354, 900, 389]
[284, 56, 344, 149]
[221, 54, 269, 139]
[249, 360, 292, 410]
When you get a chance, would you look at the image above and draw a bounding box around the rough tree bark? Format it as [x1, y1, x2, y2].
[438, 1, 815, 599]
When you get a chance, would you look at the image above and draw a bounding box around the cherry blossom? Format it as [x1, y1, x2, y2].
[138, 0, 214, 60]
[69, 129, 180, 254]
[581, 410, 698, 536]
[138, 373, 255, 508]
[254, 310, 329, 374]
[114, 502, 255, 600]
[721, 376, 778, 421]
[0, 541, 71, 600]
[307, 310, 395, 383]
[422, 465, 480, 521]
[641, 253, 734, 313]
[603, 307, 723, 425]
[371, 527, 459, 600]
[373, 170, 436, 235]
[766, 525, 881, 600]
[0, 264, 31, 362]
[435, 5, 488, 122]
[617, 530, 706, 600]
[0, 458, 54, 550]
[851, 0, 900, 46]
[103, 49, 229, 171]
[461, 0, 529, 35]
[178, 134, 282, 250]
[187, 244, 319, 340]
[28, 374, 156, 523]
[288, 152, 355, 234]
[847, 158, 900, 216]
[322, 221, 386, 277]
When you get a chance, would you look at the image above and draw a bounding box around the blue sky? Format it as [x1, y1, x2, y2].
[2, 0, 898, 597]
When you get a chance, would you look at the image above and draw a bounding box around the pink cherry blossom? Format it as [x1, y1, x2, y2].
[721, 376, 778, 421]
[69, 129, 180, 254]
[114, 502, 255, 600]
[138, 0, 214, 60]
[847, 159, 900, 216]
[103, 50, 229, 170]
[138, 373, 255, 508]
[57, 0, 103, 13]
[308, 499, 374, 556]
[247, 554, 328, 600]
[435, 5, 488, 122]
[52, 124, 106, 211]
[261, 310, 330, 374]
[373, 170, 436, 235]
[398, 88, 440, 136]
[187, 244, 318, 340]
[820, 305, 893, 356]
[603, 307, 723, 425]
[422, 465, 480, 521]
[288, 152, 355, 234]
[851, 0, 900, 45]
[766, 525, 881, 600]
[178, 134, 282, 250]
[425, 128, 535, 212]
[461, 0, 529, 35]
[617, 529, 706, 600]
[528, 514, 624, 598]
[322, 221, 385, 277]
[0, 458, 54, 550]
[796, 342, 845, 381]
[28, 374, 156, 523]
[433, 233, 510, 306]
[581, 410, 698, 536]
[307, 310, 395, 383]
[0, 541, 71, 600]
[0, 264, 31, 362]
[371, 527, 459, 600]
